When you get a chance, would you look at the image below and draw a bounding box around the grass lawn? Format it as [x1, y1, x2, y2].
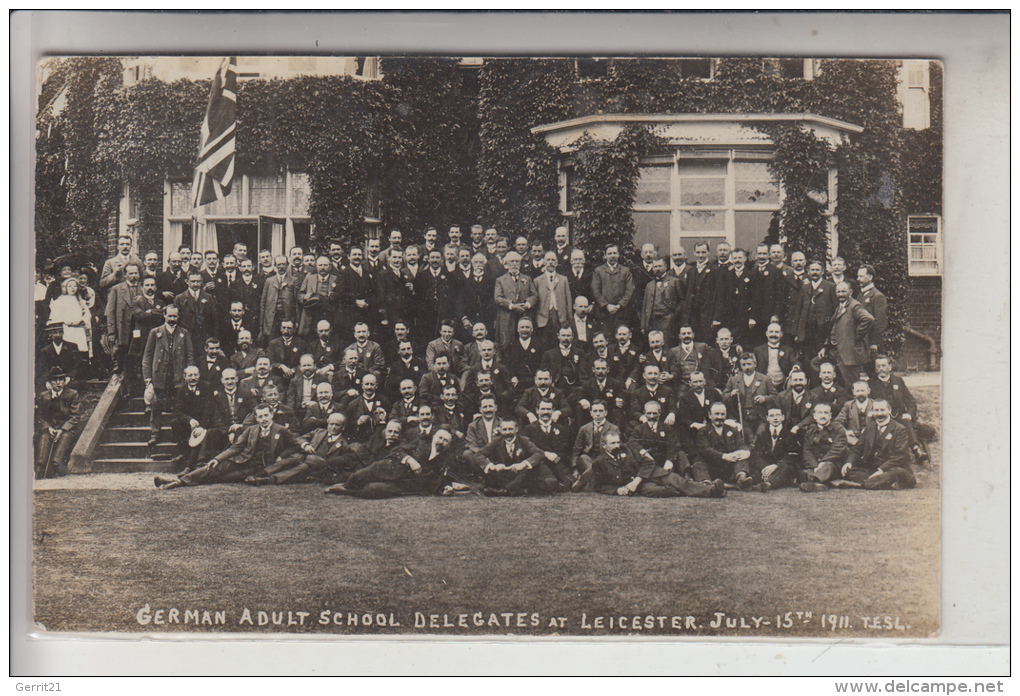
[32, 383, 942, 639]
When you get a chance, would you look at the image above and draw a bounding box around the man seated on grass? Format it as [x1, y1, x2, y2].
[867, 354, 933, 468]
[691, 402, 753, 489]
[522, 399, 573, 492]
[798, 402, 850, 492]
[155, 403, 316, 490]
[747, 405, 800, 491]
[570, 399, 619, 492]
[324, 423, 455, 499]
[840, 398, 917, 490]
[468, 417, 550, 497]
[591, 430, 725, 498]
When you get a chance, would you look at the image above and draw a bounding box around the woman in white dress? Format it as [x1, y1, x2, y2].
[48, 277, 93, 358]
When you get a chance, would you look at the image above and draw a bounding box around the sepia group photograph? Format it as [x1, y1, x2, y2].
[12, 10, 1009, 678]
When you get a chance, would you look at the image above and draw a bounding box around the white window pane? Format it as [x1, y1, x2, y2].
[633, 211, 671, 254]
[679, 178, 725, 206]
[203, 187, 244, 216]
[678, 161, 726, 177]
[170, 182, 192, 216]
[290, 172, 311, 215]
[250, 175, 286, 215]
[635, 166, 671, 206]
[680, 210, 725, 232]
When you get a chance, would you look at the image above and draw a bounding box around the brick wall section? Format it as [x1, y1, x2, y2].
[900, 275, 942, 371]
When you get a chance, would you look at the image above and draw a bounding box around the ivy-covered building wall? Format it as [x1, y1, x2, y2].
[35, 56, 941, 366]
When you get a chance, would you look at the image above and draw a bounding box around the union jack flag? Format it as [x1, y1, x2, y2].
[192, 57, 237, 208]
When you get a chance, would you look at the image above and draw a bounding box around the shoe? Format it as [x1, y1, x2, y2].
[710, 479, 726, 498]
[570, 477, 586, 493]
[245, 476, 274, 486]
[154, 475, 183, 490]
[722, 482, 739, 490]
[829, 479, 862, 489]
[147, 435, 160, 448]
[736, 473, 753, 490]
[799, 481, 829, 492]
[482, 486, 509, 497]
[753, 481, 772, 493]
[324, 483, 351, 496]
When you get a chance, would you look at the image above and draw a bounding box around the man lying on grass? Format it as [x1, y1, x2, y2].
[154, 403, 315, 490]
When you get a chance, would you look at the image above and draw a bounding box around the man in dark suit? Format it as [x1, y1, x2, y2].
[34, 367, 81, 478]
[702, 326, 741, 391]
[573, 358, 627, 428]
[676, 370, 723, 452]
[425, 321, 467, 376]
[795, 260, 837, 364]
[552, 226, 574, 274]
[175, 271, 219, 350]
[168, 365, 212, 472]
[296, 412, 355, 484]
[748, 405, 801, 490]
[375, 248, 411, 335]
[336, 246, 376, 340]
[685, 242, 718, 344]
[503, 316, 543, 393]
[469, 418, 550, 496]
[633, 330, 671, 385]
[855, 265, 889, 358]
[522, 398, 573, 489]
[267, 319, 307, 382]
[514, 369, 572, 430]
[569, 400, 619, 491]
[841, 399, 916, 490]
[826, 282, 875, 389]
[461, 253, 496, 338]
[219, 301, 250, 358]
[691, 401, 753, 487]
[297, 382, 345, 436]
[37, 321, 84, 389]
[197, 336, 230, 390]
[345, 322, 387, 378]
[157, 251, 188, 303]
[749, 244, 785, 345]
[340, 373, 390, 444]
[669, 247, 695, 308]
[592, 429, 724, 498]
[753, 322, 798, 387]
[230, 330, 267, 379]
[641, 256, 684, 347]
[567, 295, 596, 350]
[464, 396, 501, 452]
[628, 400, 687, 476]
[798, 402, 850, 491]
[155, 403, 316, 489]
[233, 258, 263, 336]
[260, 255, 297, 344]
[203, 368, 256, 455]
[810, 362, 849, 412]
[626, 365, 676, 435]
[712, 248, 755, 346]
[539, 326, 584, 390]
[285, 354, 321, 419]
[324, 423, 453, 498]
[142, 305, 195, 448]
[565, 250, 593, 313]
[330, 349, 367, 402]
[868, 355, 932, 466]
[386, 340, 427, 401]
[772, 369, 817, 432]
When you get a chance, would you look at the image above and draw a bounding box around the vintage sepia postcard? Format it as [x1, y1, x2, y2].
[29, 50, 946, 642]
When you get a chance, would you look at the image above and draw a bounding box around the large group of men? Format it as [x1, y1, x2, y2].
[35, 223, 933, 496]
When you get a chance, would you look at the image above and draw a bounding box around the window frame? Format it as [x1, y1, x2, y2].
[907, 214, 943, 277]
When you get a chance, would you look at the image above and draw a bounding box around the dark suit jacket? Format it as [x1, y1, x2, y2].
[142, 325, 195, 392]
[515, 387, 572, 424]
[174, 289, 219, 345]
[523, 421, 571, 457]
[665, 342, 711, 386]
[128, 294, 166, 356]
[796, 279, 837, 342]
[207, 386, 256, 431]
[641, 275, 684, 334]
[828, 298, 875, 366]
[37, 342, 84, 387]
[464, 416, 500, 451]
[337, 266, 376, 328]
[475, 435, 543, 469]
[261, 274, 299, 338]
[751, 423, 800, 471]
[375, 268, 411, 328]
[849, 419, 911, 473]
[298, 272, 341, 335]
[571, 420, 619, 461]
[565, 267, 594, 307]
[712, 268, 755, 342]
[572, 377, 628, 427]
[723, 371, 775, 429]
[771, 388, 817, 430]
[267, 337, 308, 372]
[345, 340, 386, 377]
[810, 383, 850, 413]
[591, 443, 657, 494]
[213, 422, 307, 466]
[171, 384, 210, 425]
[300, 400, 344, 435]
[702, 346, 740, 391]
[540, 346, 584, 389]
[753, 343, 797, 379]
[694, 423, 749, 468]
[307, 427, 350, 460]
[856, 285, 888, 347]
[801, 421, 849, 470]
[867, 374, 917, 421]
[232, 276, 263, 334]
[35, 388, 81, 431]
[629, 421, 683, 466]
[684, 264, 718, 341]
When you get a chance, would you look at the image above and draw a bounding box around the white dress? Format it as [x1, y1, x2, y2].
[49, 295, 92, 356]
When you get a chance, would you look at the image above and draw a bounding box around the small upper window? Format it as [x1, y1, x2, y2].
[908, 215, 942, 276]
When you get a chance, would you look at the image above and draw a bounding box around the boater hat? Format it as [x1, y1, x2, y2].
[188, 426, 207, 448]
